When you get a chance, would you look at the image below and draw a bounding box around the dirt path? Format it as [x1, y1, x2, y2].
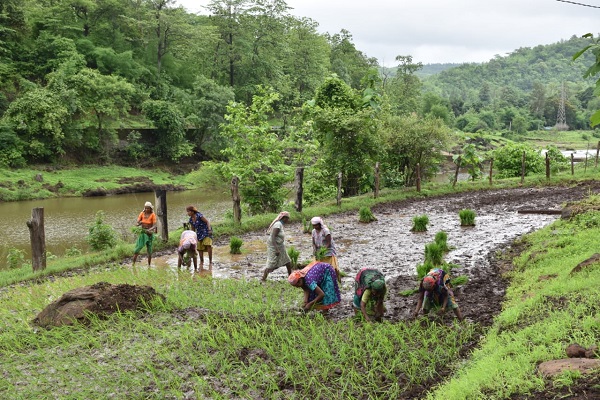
[187, 181, 600, 325]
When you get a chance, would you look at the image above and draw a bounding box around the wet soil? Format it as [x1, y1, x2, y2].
[197, 181, 600, 327]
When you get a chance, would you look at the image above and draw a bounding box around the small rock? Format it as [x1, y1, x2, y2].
[566, 343, 587, 358]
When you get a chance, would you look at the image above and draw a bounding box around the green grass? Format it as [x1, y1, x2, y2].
[427, 201, 600, 399]
[0, 267, 477, 399]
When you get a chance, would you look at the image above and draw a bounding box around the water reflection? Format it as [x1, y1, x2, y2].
[0, 187, 231, 269]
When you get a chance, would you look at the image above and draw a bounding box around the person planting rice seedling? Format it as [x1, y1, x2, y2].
[186, 205, 213, 269]
[177, 229, 198, 271]
[288, 261, 341, 311]
[352, 268, 387, 322]
[412, 268, 464, 321]
[311, 216, 341, 282]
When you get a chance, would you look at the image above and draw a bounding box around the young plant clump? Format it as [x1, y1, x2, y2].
[287, 246, 300, 269]
[358, 207, 377, 223]
[434, 231, 450, 252]
[459, 209, 476, 226]
[411, 214, 429, 232]
[315, 246, 328, 261]
[229, 236, 243, 254]
[424, 242, 444, 266]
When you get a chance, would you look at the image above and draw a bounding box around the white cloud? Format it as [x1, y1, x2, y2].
[176, 0, 600, 65]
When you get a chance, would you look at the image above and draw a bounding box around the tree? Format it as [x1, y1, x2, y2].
[142, 99, 193, 162]
[493, 142, 544, 178]
[573, 33, 600, 126]
[306, 75, 380, 196]
[218, 87, 292, 213]
[380, 114, 450, 187]
[387, 55, 423, 116]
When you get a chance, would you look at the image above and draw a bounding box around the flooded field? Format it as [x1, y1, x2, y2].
[150, 181, 600, 324]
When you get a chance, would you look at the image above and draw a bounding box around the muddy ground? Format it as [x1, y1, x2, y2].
[174, 181, 600, 328]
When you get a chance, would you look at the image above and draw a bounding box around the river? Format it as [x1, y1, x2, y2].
[0, 187, 232, 269]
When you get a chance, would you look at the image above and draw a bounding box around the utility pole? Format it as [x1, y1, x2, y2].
[555, 82, 568, 131]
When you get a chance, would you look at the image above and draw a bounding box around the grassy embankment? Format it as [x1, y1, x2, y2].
[0, 192, 598, 398]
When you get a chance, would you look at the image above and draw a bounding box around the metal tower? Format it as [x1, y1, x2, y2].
[555, 82, 568, 131]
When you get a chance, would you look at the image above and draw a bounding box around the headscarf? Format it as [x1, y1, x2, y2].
[371, 279, 386, 291]
[144, 201, 153, 209]
[310, 216, 328, 230]
[422, 275, 436, 291]
[267, 211, 290, 234]
[287, 261, 318, 286]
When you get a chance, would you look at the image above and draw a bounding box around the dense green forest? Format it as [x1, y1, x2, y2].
[1, 0, 599, 213]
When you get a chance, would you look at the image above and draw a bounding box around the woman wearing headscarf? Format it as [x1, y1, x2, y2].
[412, 268, 463, 320]
[186, 205, 213, 269]
[353, 268, 387, 322]
[177, 229, 198, 271]
[310, 216, 340, 282]
[288, 261, 341, 311]
[262, 211, 292, 281]
[133, 201, 157, 266]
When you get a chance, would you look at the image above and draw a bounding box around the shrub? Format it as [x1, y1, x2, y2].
[492, 142, 544, 178]
[65, 246, 82, 257]
[411, 215, 429, 232]
[229, 236, 243, 254]
[425, 242, 444, 266]
[87, 211, 118, 251]
[358, 207, 377, 223]
[434, 231, 450, 252]
[459, 209, 476, 226]
[287, 246, 300, 269]
[6, 248, 25, 269]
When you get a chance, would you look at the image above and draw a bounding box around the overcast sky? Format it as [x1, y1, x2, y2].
[176, 0, 600, 66]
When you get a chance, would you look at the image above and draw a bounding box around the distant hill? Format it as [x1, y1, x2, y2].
[380, 63, 461, 79]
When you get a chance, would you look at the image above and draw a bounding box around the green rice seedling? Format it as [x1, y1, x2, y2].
[459, 209, 476, 226]
[302, 218, 312, 234]
[434, 231, 450, 252]
[229, 236, 243, 254]
[416, 260, 435, 279]
[425, 242, 444, 266]
[450, 275, 468, 286]
[287, 246, 300, 269]
[411, 214, 429, 232]
[315, 246, 328, 261]
[358, 206, 377, 223]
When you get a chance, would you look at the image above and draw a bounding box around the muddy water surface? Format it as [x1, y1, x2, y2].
[150, 182, 600, 323]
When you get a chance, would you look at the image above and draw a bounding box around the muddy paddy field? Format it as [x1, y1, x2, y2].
[158, 181, 600, 328]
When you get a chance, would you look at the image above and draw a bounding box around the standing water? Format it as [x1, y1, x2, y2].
[0, 187, 231, 269]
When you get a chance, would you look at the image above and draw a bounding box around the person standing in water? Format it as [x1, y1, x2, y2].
[186, 205, 213, 269]
[133, 201, 157, 266]
[262, 211, 292, 281]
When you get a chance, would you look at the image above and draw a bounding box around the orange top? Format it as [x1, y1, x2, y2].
[138, 211, 156, 227]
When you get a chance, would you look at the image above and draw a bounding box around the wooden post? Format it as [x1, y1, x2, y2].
[26, 207, 46, 271]
[416, 163, 421, 193]
[231, 176, 241, 224]
[520, 151, 526, 185]
[154, 189, 168, 241]
[571, 153, 575, 175]
[453, 156, 461, 188]
[336, 172, 342, 206]
[595, 141, 599, 168]
[545, 152, 550, 180]
[374, 162, 380, 198]
[294, 167, 304, 212]
[489, 158, 494, 185]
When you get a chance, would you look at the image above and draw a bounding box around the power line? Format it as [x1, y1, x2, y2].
[556, 0, 600, 9]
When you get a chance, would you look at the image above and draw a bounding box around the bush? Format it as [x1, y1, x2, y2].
[87, 211, 118, 251]
[6, 248, 25, 270]
[65, 246, 82, 257]
[493, 142, 544, 178]
[358, 207, 377, 223]
[229, 236, 243, 254]
[459, 209, 476, 226]
[425, 242, 444, 266]
[411, 215, 429, 232]
[287, 246, 300, 269]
